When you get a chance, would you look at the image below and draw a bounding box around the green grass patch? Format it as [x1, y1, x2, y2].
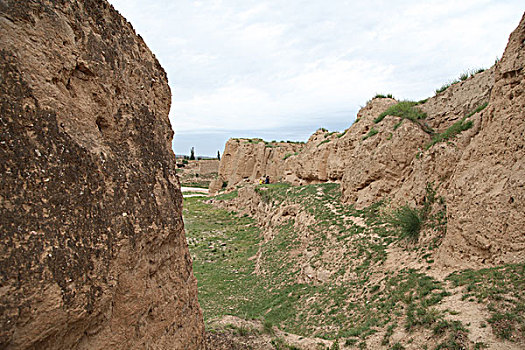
[181, 181, 212, 188]
[446, 263, 525, 342]
[214, 190, 238, 201]
[425, 118, 473, 149]
[375, 101, 427, 124]
[435, 68, 487, 95]
[362, 127, 379, 140]
[465, 102, 488, 118]
[318, 138, 331, 146]
[374, 93, 394, 99]
[187, 182, 467, 344]
[425, 102, 487, 150]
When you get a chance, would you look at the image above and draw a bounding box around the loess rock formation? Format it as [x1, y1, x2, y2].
[212, 13, 525, 268]
[209, 139, 302, 193]
[442, 14, 525, 267]
[0, 0, 204, 349]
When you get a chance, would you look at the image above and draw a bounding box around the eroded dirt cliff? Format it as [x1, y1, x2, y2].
[0, 0, 204, 348]
[209, 139, 303, 194]
[212, 14, 524, 269]
[441, 13, 525, 267]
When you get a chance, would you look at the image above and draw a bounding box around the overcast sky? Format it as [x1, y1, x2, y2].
[108, 0, 523, 157]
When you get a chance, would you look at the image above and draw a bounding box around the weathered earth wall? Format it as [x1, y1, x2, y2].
[209, 139, 302, 193]
[440, 13, 525, 267]
[0, 0, 204, 349]
[177, 159, 219, 187]
[212, 14, 525, 267]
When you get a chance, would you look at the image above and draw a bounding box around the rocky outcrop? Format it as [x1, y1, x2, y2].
[441, 13, 525, 267]
[0, 1, 204, 349]
[340, 103, 429, 208]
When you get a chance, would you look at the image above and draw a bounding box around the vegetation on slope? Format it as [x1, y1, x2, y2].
[435, 68, 486, 95]
[374, 101, 427, 124]
[182, 183, 525, 349]
[424, 102, 488, 150]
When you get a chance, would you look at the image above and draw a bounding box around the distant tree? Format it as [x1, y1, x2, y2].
[190, 147, 195, 160]
[217, 150, 221, 160]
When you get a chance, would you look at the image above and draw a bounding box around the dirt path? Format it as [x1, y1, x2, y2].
[181, 186, 209, 197]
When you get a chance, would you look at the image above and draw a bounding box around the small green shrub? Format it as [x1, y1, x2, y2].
[375, 101, 427, 124]
[271, 337, 301, 350]
[435, 82, 453, 94]
[283, 153, 293, 160]
[263, 319, 274, 334]
[387, 205, 423, 242]
[345, 338, 358, 346]
[362, 128, 379, 140]
[374, 93, 394, 99]
[245, 138, 263, 144]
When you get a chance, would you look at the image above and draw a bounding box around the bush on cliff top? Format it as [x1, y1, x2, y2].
[374, 101, 427, 124]
[435, 68, 486, 95]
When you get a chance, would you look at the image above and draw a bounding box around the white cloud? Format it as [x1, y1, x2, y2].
[108, 0, 524, 155]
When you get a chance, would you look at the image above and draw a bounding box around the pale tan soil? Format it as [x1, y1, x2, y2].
[1, 0, 204, 348]
[206, 316, 333, 350]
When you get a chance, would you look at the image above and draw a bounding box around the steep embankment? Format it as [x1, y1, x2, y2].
[0, 1, 204, 349]
[442, 15, 525, 268]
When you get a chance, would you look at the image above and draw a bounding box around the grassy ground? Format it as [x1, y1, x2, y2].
[184, 183, 524, 348]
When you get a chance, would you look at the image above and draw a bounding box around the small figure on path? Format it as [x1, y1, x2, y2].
[265, 176, 270, 184]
